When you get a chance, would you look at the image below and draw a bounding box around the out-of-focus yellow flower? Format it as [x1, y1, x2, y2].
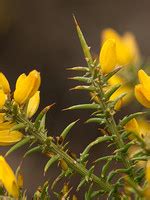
[125, 117, 150, 151]
[0, 89, 6, 108]
[108, 75, 132, 110]
[101, 28, 140, 66]
[72, 195, 78, 200]
[135, 70, 150, 108]
[125, 117, 150, 139]
[0, 155, 19, 198]
[99, 39, 117, 74]
[0, 72, 10, 94]
[124, 118, 140, 135]
[26, 91, 40, 118]
[14, 70, 41, 105]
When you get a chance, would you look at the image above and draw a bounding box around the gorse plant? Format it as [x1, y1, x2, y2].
[0, 18, 150, 199]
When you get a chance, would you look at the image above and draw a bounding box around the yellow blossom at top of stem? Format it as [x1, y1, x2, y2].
[135, 70, 150, 108]
[0, 155, 19, 198]
[26, 91, 40, 118]
[14, 70, 41, 105]
[0, 72, 10, 94]
[101, 28, 140, 66]
[99, 39, 117, 74]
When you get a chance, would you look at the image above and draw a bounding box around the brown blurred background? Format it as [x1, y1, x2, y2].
[0, 0, 149, 198]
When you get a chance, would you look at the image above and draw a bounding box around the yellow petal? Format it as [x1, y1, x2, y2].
[99, 39, 117, 74]
[15, 73, 26, 89]
[101, 28, 121, 43]
[14, 70, 41, 105]
[26, 91, 40, 118]
[0, 122, 14, 130]
[0, 130, 23, 146]
[138, 118, 150, 138]
[116, 41, 132, 66]
[124, 118, 139, 135]
[0, 73, 10, 94]
[0, 156, 19, 198]
[0, 89, 6, 108]
[138, 70, 150, 85]
[146, 160, 150, 183]
[135, 84, 150, 108]
[123, 32, 140, 64]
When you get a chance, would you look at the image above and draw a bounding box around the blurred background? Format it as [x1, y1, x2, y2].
[0, 0, 149, 198]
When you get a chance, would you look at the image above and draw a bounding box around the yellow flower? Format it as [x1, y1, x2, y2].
[99, 39, 117, 74]
[101, 28, 140, 66]
[14, 70, 41, 105]
[135, 70, 150, 108]
[0, 122, 23, 146]
[26, 91, 40, 118]
[0, 72, 10, 94]
[0, 89, 7, 108]
[0, 155, 19, 198]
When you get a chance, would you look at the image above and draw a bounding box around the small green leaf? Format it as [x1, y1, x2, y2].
[24, 146, 42, 158]
[119, 112, 146, 127]
[66, 66, 89, 72]
[5, 137, 31, 156]
[77, 178, 86, 191]
[85, 117, 105, 124]
[44, 155, 60, 174]
[104, 67, 121, 82]
[34, 104, 55, 128]
[105, 84, 121, 100]
[70, 85, 95, 91]
[80, 136, 112, 162]
[63, 104, 100, 111]
[10, 123, 25, 131]
[60, 119, 79, 140]
[69, 76, 91, 83]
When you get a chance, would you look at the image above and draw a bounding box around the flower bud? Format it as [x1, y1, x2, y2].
[26, 91, 40, 118]
[14, 70, 41, 105]
[99, 39, 117, 74]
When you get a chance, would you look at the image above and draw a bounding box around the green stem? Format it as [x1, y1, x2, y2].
[14, 112, 112, 193]
[91, 73, 143, 196]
